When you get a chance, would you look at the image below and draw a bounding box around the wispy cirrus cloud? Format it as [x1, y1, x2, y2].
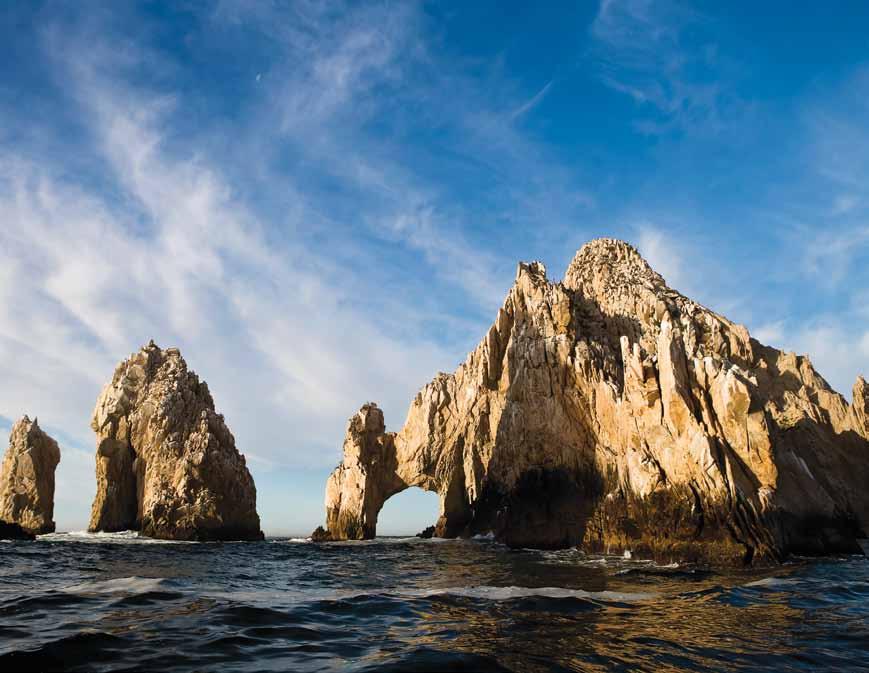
[589, 0, 741, 135]
[511, 80, 554, 121]
[0, 2, 593, 533]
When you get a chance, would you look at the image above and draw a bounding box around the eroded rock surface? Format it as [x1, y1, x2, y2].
[89, 341, 263, 541]
[317, 239, 869, 564]
[0, 416, 60, 535]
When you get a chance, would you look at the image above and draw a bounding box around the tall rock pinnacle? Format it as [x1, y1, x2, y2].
[88, 341, 263, 541]
[316, 238, 869, 564]
[0, 416, 61, 535]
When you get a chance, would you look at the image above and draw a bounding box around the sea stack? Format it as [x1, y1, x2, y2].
[0, 416, 61, 535]
[316, 238, 869, 564]
[88, 341, 263, 541]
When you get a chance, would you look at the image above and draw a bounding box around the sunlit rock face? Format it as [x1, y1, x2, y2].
[317, 239, 869, 564]
[88, 341, 263, 541]
[0, 416, 60, 534]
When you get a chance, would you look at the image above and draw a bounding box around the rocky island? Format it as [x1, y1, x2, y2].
[315, 239, 869, 564]
[88, 341, 263, 541]
[0, 415, 61, 538]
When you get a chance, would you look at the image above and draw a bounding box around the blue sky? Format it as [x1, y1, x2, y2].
[2, 1, 869, 535]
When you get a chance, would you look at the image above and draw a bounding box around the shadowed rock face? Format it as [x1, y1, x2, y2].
[0, 416, 60, 535]
[0, 521, 35, 541]
[317, 239, 869, 564]
[88, 341, 263, 541]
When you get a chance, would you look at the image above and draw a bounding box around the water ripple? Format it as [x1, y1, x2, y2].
[0, 535, 866, 672]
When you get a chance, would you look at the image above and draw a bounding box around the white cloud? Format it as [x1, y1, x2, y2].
[0, 25, 476, 532]
[832, 194, 859, 215]
[589, 0, 736, 135]
[782, 321, 869, 398]
[751, 321, 785, 348]
[511, 80, 554, 121]
[634, 223, 686, 290]
[801, 226, 869, 285]
[1, 0, 605, 535]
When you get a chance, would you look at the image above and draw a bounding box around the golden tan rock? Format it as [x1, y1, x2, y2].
[852, 376, 869, 438]
[88, 341, 263, 541]
[316, 239, 869, 564]
[0, 416, 60, 534]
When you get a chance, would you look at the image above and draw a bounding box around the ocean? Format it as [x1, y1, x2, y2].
[1, 533, 867, 672]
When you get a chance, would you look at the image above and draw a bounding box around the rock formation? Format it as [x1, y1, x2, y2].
[0, 416, 60, 535]
[88, 341, 263, 541]
[317, 239, 869, 564]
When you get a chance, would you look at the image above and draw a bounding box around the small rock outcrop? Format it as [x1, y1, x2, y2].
[0, 416, 60, 535]
[310, 526, 333, 542]
[316, 239, 869, 564]
[0, 521, 35, 541]
[88, 341, 263, 541]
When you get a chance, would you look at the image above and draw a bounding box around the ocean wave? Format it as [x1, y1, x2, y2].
[61, 576, 172, 594]
[38, 530, 184, 544]
[412, 585, 658, 602]
[744, 576, 802, 588]
[203, 584, 657, 605]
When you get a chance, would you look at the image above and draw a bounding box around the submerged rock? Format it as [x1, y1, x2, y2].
[0, 416, 60, 535]
[310, 526, 334, 542]
[88, 341, 263, 541]
[316, 239, 869, 564]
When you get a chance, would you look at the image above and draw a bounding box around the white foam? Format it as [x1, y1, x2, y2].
[323, 536, 453, 546]
[37, 531, 186, 544]
[744, 576, 800, 588]
[62, 576, 170, 594]
[203, 585, 657, 605]
[411, 585, 657, 602]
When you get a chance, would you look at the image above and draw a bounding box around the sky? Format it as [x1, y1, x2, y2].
[2, 1, 869, 536]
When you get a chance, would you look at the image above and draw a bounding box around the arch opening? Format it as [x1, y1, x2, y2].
[375, 487, 441, 537]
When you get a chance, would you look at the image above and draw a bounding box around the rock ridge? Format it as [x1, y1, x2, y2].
[316, 237, 869, 564]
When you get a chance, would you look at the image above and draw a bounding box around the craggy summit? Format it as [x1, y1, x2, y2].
[316, 238, 869, 564]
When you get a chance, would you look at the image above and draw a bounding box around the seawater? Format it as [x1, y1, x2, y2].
[1, 533, 867, 672]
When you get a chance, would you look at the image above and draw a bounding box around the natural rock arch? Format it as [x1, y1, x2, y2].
[323, 404, 471, 540]
[371, 482, 442, 535]
[317, 239, 869, 564]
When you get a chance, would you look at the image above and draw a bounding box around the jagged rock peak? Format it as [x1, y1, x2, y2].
[0, 415, 61, 534]
[88, 341, 263, 541]
[317, 238, 869, 565]
[564, 238, 663, 290]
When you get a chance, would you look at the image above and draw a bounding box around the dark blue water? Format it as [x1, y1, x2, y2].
[1, 533, 867, 672]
